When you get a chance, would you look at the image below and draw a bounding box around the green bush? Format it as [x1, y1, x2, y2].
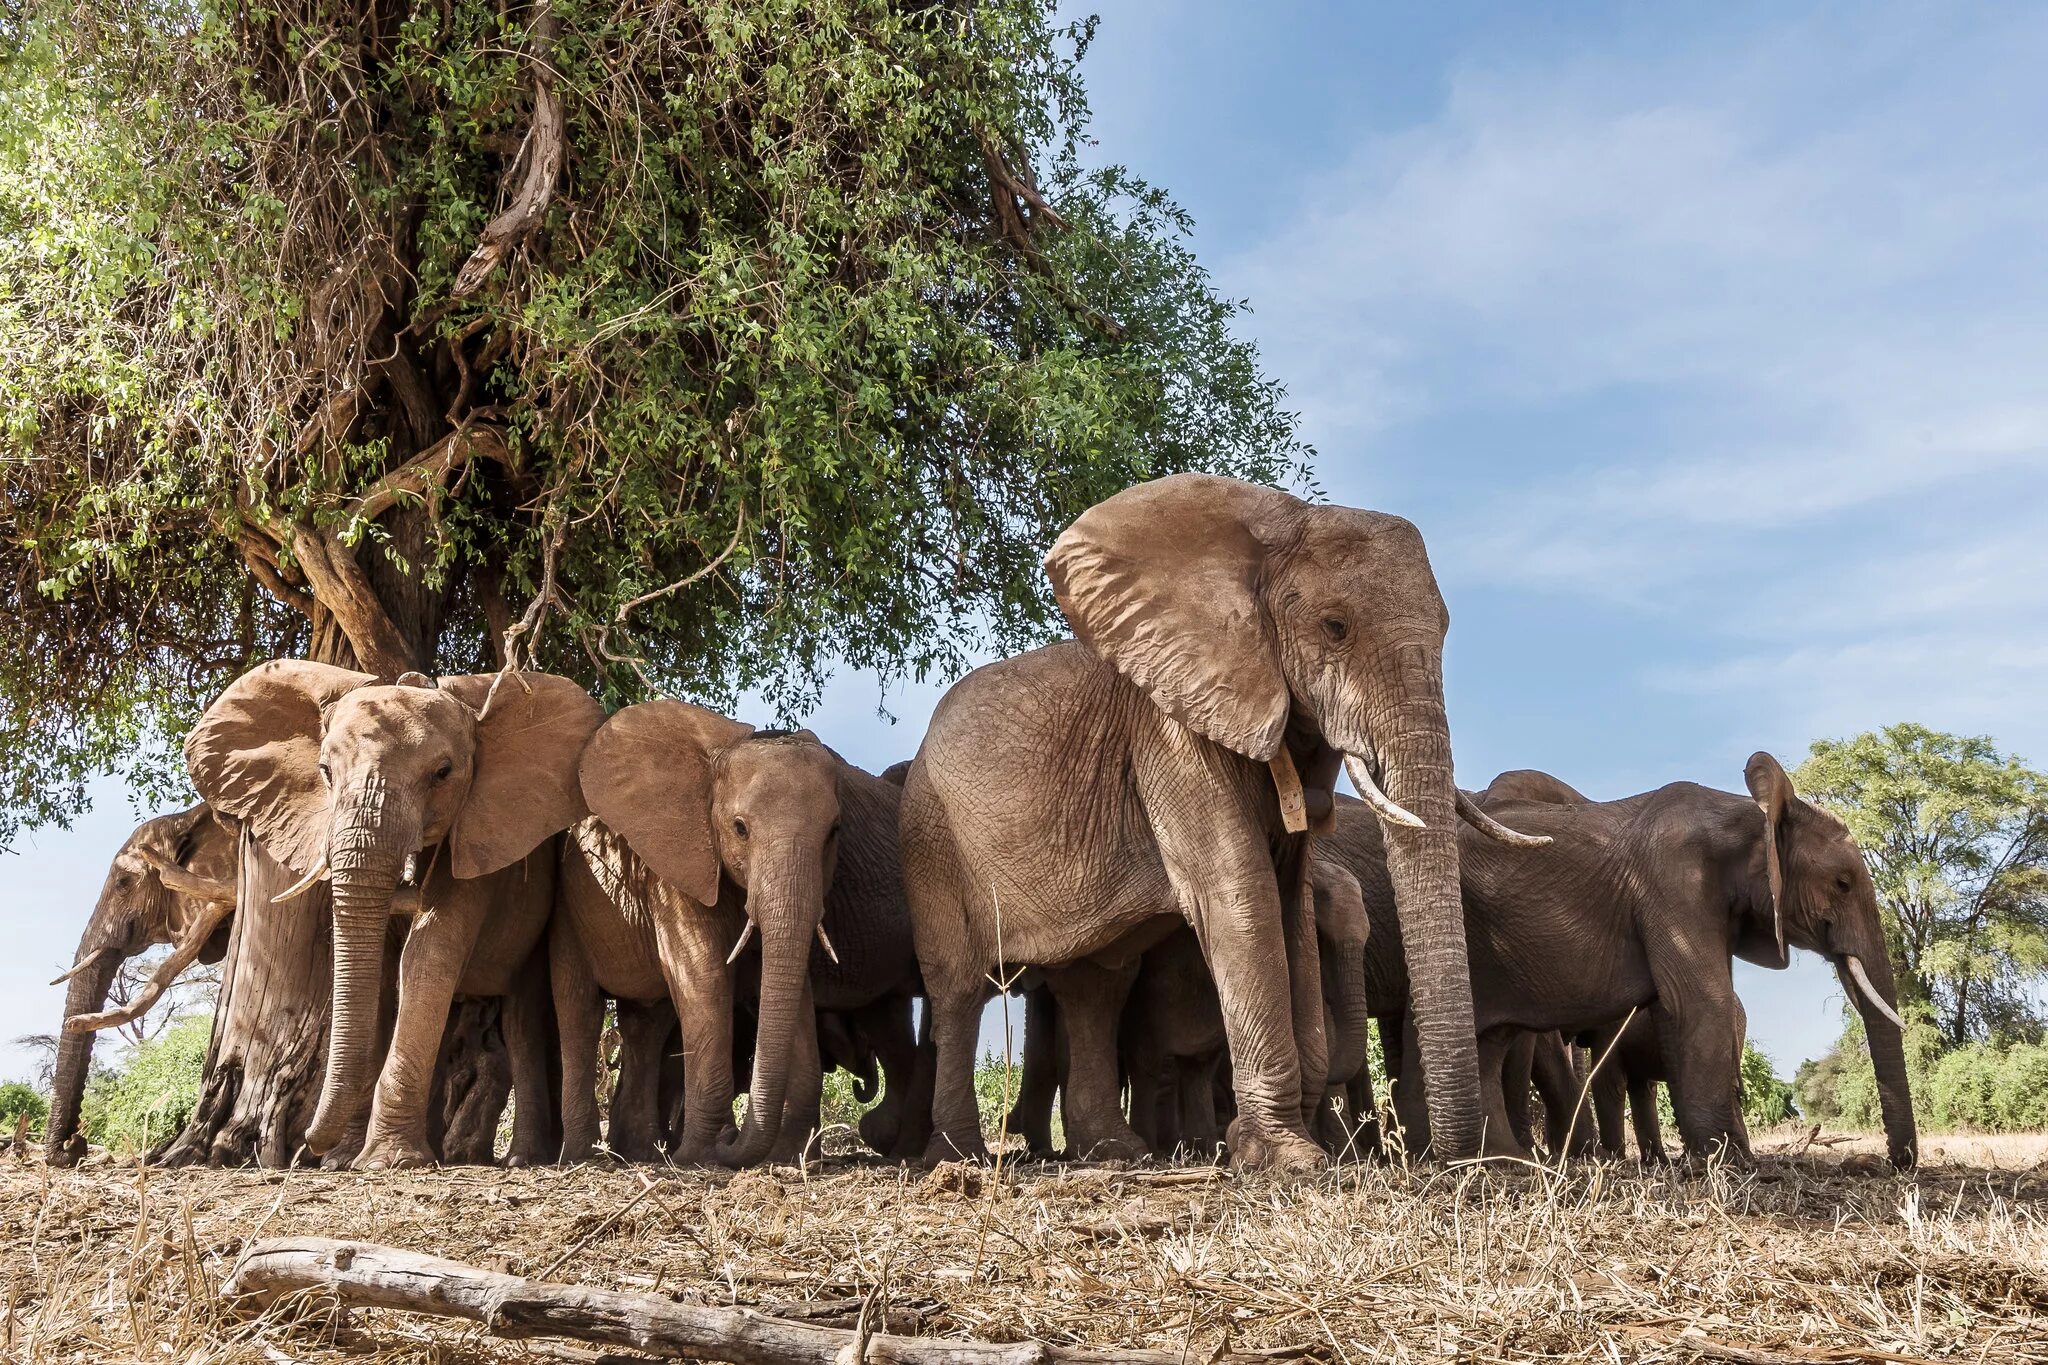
[1741, 1044, 1798, 1128]
[0, 1081, 48, 1136]
[1990, 1044, 2048, 1129]
[80, 1014, 211, 1153]
[1797, 1014, 2048, 1133]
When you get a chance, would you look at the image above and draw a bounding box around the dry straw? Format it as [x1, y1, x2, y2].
[2, 1131, 2044, 1364]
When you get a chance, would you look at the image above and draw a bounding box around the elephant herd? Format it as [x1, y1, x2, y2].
[40, 474, 1918, 1174]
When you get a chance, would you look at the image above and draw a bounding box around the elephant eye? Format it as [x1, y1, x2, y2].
[318, 762, 332, 785]
[733, 817, 748, 839]
[432, 760, 454, 783]
[1836, 873, 1854, 893]
[1321, 615, 1350, 643]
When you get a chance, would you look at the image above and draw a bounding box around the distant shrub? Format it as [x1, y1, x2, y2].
[1741, 1044, 1798, 1128]
[1798, 1015, 2048, 1133]
[0, 1081, 48, 1136]
[80, 1015, 211, 1153]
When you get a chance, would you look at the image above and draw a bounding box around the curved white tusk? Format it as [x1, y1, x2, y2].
[401, 852, 419, 886]
[50, 946, 113, 986]
[1454, 789, 1553, 848]
[726, 919, 756, 965]
[814, 923, 840, 965]
[270, 858, 331, 905]
[1343, 754, 1425, 831]
[1846, 956, 1906, 1031]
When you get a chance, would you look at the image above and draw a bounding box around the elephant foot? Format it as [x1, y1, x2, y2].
[858, 1109, 903, 1156]
[770, 1128, 825, 1166]
[353, 1136, 437, 1171]
[45, 1134, 86, 1168]
[1066, 1131, 1147, 1163]
[922, 1130, 989, 1168]
[1226, 1118, 1327, 1173]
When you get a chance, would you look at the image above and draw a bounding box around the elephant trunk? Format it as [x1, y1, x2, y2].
[1841, 944, 1917, 1170]
[303, 782, 410, 1157]
[46, 944, 124, 1165]
[1358, 687, 1481, 1160]
[717, 846, 822, 1167]
[1321, 943, 1372, 1089]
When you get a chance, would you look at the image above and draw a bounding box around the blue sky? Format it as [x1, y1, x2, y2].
[5, 3, 2046, 1084]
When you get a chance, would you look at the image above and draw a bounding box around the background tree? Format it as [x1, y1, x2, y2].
[1795, 724, 2048, 1048]
[2, 0, 1302, 1162]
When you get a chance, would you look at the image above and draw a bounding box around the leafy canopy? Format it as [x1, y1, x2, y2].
[1794, 723, 2048, 1048]
[0, 1, 1305, 843]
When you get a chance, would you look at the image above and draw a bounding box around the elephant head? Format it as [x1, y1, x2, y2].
[1743, 752, 1916, 1169]
[1044, 472, 1540, 1159]
[185, 660, 602, 1156]
[45, 803, 237, 1166]
[581, 700, 846, 1166]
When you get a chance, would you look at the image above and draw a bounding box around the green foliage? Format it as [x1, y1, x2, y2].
[1795, 724, 2048, 1047]
[79, 1013, 211, 1153]
[1795, 1009, 2048, 1133]
[0, 0, 1305, 845]
[819, 1065, 870, 1132]
[1740, 1043, 1797, 1129]
[0, 1080, 48, 1135]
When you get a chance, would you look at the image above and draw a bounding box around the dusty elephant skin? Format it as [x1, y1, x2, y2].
[900, 473, 1541, 1170]
[1327, 755, 1917, 1169]
[43, 803, 238, 1166]
[183, 661, 603, 1169]
[577, 701, 925, 1167]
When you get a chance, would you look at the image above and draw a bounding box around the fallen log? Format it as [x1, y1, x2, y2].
[226, 1238, 1297, 1365]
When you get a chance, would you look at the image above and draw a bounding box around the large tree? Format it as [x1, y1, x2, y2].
[1, 0, 1301, 1161]
[1, 0, 1302, 837]
[1795, 724, 2048, 1048]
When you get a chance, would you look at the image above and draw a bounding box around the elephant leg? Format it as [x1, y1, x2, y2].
[1388, 1014, 1429, 1157]
[502, 952, 560, 1168]
[922, 972, 991, 1165]
[1182, 1054, 1223, 1159]
[1586, 1041, 1629, 1158]
[551, 922, 606, 1162]
[357, 906, 475, 1170]
[1530, 1036, 1594, 1157]
[1476, 1028, 1532, 1160]
[659, 1016, 688, 1151]
[769, 982, 825, 1164]
[889, 1001, 937, 1161]
[1344, 1069, 1384, 1160]
[855, 994, 918, 1157]
[1004, 985, 1060, 1157]
[903, 828, 991, 1165]
[1648, 979, 1747, 1165]
[1500, 1033, 1538, 1155]
[1629, 1076, 1667, 1162]
[611, 999, 673, 1161]
[1045, 959, 1145, 1162]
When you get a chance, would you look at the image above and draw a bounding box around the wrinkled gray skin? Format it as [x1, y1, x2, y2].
[578, 703, 926, 1167]
[1497, 1030, 1598, 1158]
[1577, 1006, 1757, 1162]
[903, 474, 1535, 1169]
[185, 661, 602, 1168]
[1322, 757, 1916, 1168]
[45, 804, 238, 1166]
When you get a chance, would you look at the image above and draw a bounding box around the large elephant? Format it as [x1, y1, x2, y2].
[44, 804, 238, 1165]
[901, 474, 1540, 1168]
[1325, 754, 1915, 1168]
[578, 702, 926, 1167]
[185, 661, 603, 1168]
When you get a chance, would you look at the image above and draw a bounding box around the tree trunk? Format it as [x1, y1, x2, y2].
[156, 832, 334, 1166]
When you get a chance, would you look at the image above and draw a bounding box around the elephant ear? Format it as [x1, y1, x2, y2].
[579, 700, 753, 906]
[1045, 473, 1292, 762]
[184, 659, 377, 877]
[1743, 751, 1795, 969]
[439, 672, 606, 880]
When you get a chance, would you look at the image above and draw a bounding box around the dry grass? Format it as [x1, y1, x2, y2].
[3, 1140, 2046, 1365]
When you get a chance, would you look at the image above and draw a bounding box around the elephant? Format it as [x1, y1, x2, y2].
[185, 660, 603, 1168]
[44, 803, 239, 1165]
[1322, 754, 1915, 1168]
[1497, 1030, 1597, 1159]
[900, 474, 1542, 1170]
[1579, 1011, 1674, 1162]
[578, 701, 927, 1167]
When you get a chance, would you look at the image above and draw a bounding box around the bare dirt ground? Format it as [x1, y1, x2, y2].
[3, 1135, 2045, 1365]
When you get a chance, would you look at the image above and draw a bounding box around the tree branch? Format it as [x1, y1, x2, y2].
[225, 1238, 1293, 1365]
[288, 523, 421, 674]
[348, 426, 511, 523]
[452, 4, 563, 298]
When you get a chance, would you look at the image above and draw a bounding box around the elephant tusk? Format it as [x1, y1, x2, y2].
[814, 923, 840, 965]
[49, 946, 112, 986]
[402, 852, 419, 886]
[1846, 956, 1907, 1031]
[726, 919, 756, 965]
[1454, 789, 1552, 848]
[270, 857, 331, 905]
[1344, 754, 1426, 831]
